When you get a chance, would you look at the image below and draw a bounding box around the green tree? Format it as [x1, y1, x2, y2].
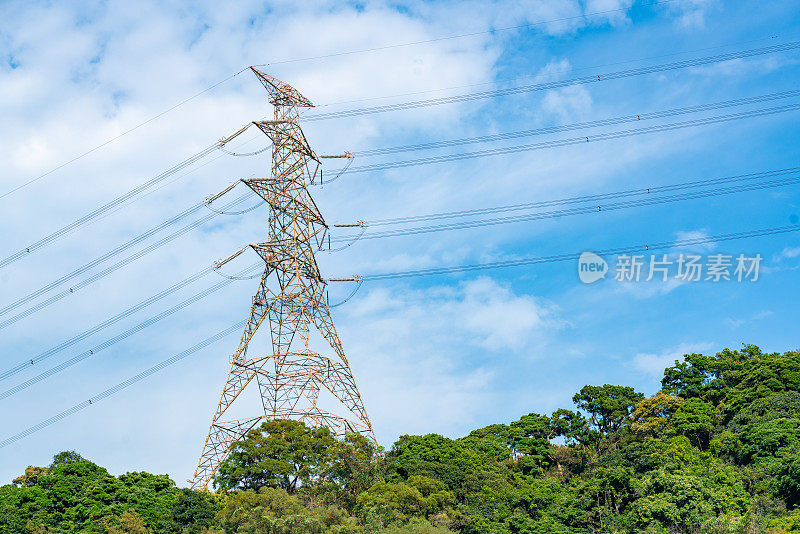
[388, 434, 507, 499]
[572, 384, 644, 434]
[50, 450, 85, 468]
[661, 352, 719, 400]
[170, 488, 220, 532]
[550, 408, 594, 446]
[214, 419, 337, 492]
[315, 432, 384, 511]
[218, 486, 356, 533]
[672, 398, 716, 450]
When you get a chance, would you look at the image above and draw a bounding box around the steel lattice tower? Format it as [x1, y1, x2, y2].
[191, 68, 373, 489]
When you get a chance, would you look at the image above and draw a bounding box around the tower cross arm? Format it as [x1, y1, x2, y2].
[250, 67, 315, 108]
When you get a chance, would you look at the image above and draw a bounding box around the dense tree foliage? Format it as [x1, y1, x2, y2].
[3, 345, 800, 533]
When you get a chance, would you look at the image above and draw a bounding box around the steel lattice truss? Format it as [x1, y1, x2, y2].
[190, 68, 374, 489]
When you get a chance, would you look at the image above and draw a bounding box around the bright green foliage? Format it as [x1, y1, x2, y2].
[374, 518, 455, 533]
[0, 452, 219, 533]
[624, 437, 749, 531]
[218, 486, 358, 533]
[355, 477, 455, 529]
[460, 424, 514, 462]
[387, 434, 493, 496]
[214, 419, 339, 492]
[5, 344, 800, 533]
[671, 398, 716, 449]
[768, 509, 800, 533]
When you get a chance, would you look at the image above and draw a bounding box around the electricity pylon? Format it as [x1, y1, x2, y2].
[190, 68, 373, 490]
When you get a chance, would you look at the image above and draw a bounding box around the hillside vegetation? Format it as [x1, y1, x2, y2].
[3, 344, 800, 533]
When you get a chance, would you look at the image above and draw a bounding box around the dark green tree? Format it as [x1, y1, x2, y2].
[572, 384, 644, 434]
[214, 419, 338, 492]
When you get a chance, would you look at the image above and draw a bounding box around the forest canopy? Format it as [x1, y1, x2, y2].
[3, 344, 800, 533]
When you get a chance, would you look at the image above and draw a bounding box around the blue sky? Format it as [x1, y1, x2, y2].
[1, 0, 799, 485]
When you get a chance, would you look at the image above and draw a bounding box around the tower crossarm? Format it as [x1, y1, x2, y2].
[242, 178, 327, 228]
[252, 120, 318, 162]
[249, 243, 323, 282]
[191, 70, 373, 490]
[250, 67, 315, 108]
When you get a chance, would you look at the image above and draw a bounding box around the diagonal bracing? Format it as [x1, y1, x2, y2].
[191, 69, 373, 489]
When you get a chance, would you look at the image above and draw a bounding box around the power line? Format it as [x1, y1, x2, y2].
[0, 320, 247, 449]
[0, 123, 257, 271]
[305, 40, 800, 122]
[0, 266, 211, 383]
[0, 12, 781, 202]
[0, 69, 249, 201]
[353, 90, 800, 157]
[0, 263, 261, 401]
[331, 171, 800, 243]
[357, 224, 800, 280]
[0, 193, 253, 332]
[80, 132, 266, 231]
[3, 222, 796, 450]
[364, 166, 800, 226]
[0, 0, 677, 203]
[255, 0, 678, 67]
[333, 103, 800, 174]
[316, 35, 786, 109]
[0, 193, 243, 319]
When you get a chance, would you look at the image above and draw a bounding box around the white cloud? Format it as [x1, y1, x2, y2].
[338, 277, 565, 441]
[542, 85, 593, 123]
[629, 341, 715, 377]
[674, 229, 717, 252]
[659, 0, 716, 30]
[783, 246, 800, 258]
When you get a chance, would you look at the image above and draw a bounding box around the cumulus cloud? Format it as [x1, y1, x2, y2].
[337, 277, 565, 441]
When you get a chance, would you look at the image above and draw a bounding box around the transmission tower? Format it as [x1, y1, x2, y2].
[190, 68, 374, 489]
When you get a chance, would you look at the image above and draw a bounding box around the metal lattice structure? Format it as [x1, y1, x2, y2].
[190, 68, 373, 490]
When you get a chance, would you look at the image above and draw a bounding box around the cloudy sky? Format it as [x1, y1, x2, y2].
[1, 0, 799, 485]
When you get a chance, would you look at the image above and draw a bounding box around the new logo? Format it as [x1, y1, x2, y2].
[578, 252, 608, 284]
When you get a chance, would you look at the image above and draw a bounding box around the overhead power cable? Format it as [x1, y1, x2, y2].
[0, 263, 261, 401]
[305, 40, 800, 122]
[0, 320, 246, 449]
[318, 35, 788, 109]
[354, 90, 800, 157]
[57, 131, 265, 236]
[332, 172, 800, 242]
[354, 224, 800, 281]
[0, 266, 211, 383]
[0, 189, 251, 319]
[2, 1, 766, 207]
[0, 193, 253, 332]
[365, 166, 800, 226]
[0, 69, 250, 201]
[255, 0, 678, 67]
[333, 103, 800, 174]
[0, 123, 256, 271]
[2, 222, 796, 450]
